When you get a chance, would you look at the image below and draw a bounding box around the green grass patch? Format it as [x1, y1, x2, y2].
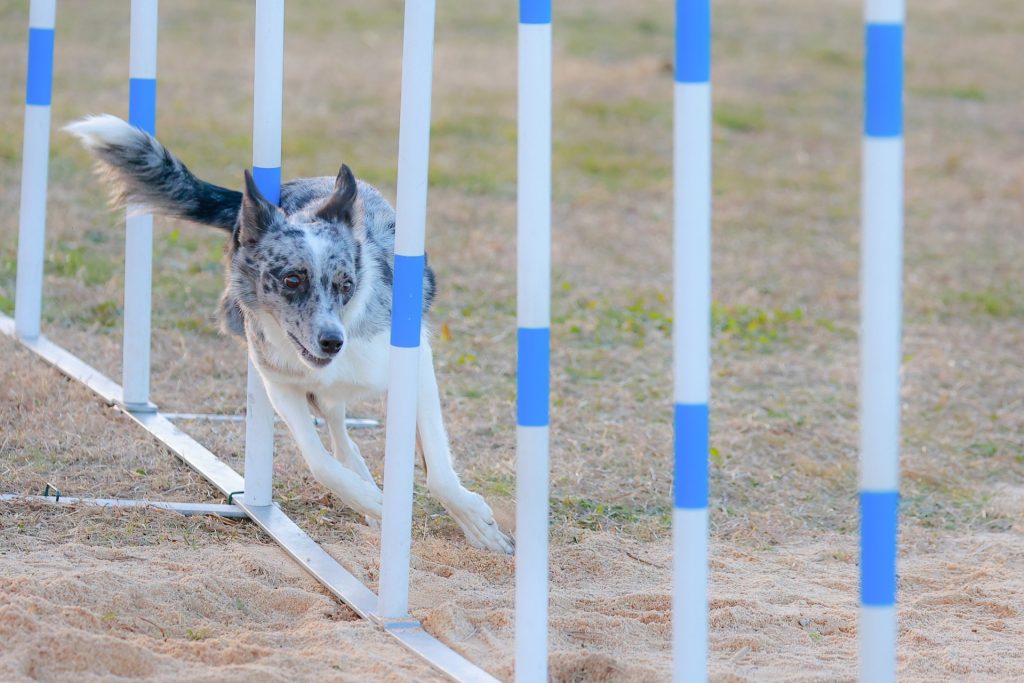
[560, 294, 671, 349]
[712, 303, 805, 350]
[172, 316, 219, 335]
[943, 285, 1024, 319]
[804, 47, 858, 69]
[565, 366, 606, 382]
[46, 245, 118, 286]
[559, 298, 805, 351]
[714, 103, 767, 134]
[566, 97, 669, 125]
[478, 473, 514, 498]
[913, 85, 986, 101]
[968, 441, 998, 458]
[84, 300, 121, 328]
[554, 139, 670, 192]
[551, 497, 670, 531]
[425, 113, 516, 195]
[433, 114, 516, 145]
[561, 12, 671, 61]
[902, 488, 1013, 532]
[428, 165, 511, 195]
[185, 627, 211, 641]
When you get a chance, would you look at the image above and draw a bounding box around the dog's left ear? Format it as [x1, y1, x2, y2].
[316, 164, 358, 226]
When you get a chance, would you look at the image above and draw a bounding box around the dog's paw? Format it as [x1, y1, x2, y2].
[348, 480, 383, 522]
[445, 490, 515, 555]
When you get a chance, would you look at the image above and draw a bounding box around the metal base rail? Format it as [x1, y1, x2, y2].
[0, 313, 498, 683]
[1, 494, 249, 518]
[161, 412, 380, 430]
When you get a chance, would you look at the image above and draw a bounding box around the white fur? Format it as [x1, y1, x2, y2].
[63, 114, 141, 149]
[64, 112, 513, 553]
[253, 314, 513, 554]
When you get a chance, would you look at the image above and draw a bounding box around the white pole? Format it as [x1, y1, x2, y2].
[14, 0, 57, 341]
[243, 0, 285, 508]
[515, 1, 551, 681]
[121, 0, 159, 411]
[673, 1, 711, 682]
[859, 1, 904, 681]
[377, 0, 436, 621]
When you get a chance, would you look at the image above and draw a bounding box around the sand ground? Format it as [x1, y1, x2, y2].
[1, 0, 1022, 681]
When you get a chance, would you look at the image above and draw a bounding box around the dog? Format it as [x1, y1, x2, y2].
[65, 114, 513, 554]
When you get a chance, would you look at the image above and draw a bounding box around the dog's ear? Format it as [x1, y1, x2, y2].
[239, 169, 279, 246]
[315, 164, 358, 226]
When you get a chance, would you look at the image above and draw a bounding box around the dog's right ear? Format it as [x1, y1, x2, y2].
[239, 169, 279, 246]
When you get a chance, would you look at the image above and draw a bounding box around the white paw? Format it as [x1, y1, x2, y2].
[348, 480, 383, 522]
[443, 490, 514, 555]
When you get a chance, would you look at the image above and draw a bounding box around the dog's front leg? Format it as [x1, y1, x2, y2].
[320, 398, 382, 528]
[264, 382, 383, 521]
[417, 340, 514, 554]
[320, 399, 378, 487]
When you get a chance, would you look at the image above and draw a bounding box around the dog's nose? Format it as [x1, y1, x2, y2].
[318, 331, 344, 355]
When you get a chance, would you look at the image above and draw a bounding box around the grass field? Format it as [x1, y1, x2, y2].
[1, 0, 1022, 680]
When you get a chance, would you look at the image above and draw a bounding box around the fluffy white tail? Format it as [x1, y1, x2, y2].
[65, 114, 242, 232]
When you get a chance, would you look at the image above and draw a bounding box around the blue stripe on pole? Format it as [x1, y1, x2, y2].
[390, 254, 425, 348]
[520, 0, 551, 24]
[860, 490, 899, 606]
[252, 166, 281, 206]
[673, 403, 709, 508]
[128, 78, 157, 135]
[865, 23, 903, 137]
[675, 0, 710, 83]
[517, 327, 550, 427]
[25, 28, 55, 106]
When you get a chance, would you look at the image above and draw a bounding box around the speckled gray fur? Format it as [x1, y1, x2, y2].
[66, 115, 515, 554]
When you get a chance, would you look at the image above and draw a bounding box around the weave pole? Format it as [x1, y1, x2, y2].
[243, 0, 285, 507]
[672, 1, 711, 681]
[121, 0, 159, 411]
[377, 0, 437, 620]
[14, 0, 56, 341]
[515, 1, 552, 681]
[859, 1, 904, 681]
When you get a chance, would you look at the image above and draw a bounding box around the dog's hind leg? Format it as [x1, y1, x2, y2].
[263, 381, 383, 521]
[416, 340, 514, 554]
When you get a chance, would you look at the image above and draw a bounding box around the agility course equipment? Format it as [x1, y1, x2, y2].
[670, 0, 904, 681]
[242, 0, 283, 511]
[858, 1, 904, 681]
[4, 0, 907, 680]
[121, 0, 158, 411]
[4, 1, 496, 680]
[515, 1, 553, 682]
[672, 0, 712, 681]
[13, 0, 54, 342]
[378, 0, 437, 622]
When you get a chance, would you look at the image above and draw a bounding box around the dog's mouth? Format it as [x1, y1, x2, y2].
[287, 333, 335, 369]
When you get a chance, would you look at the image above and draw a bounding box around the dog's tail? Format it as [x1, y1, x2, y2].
[64, 114, 241, 232]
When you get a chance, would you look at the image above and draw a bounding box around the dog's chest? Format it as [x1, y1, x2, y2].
[307, 330, 391, 400]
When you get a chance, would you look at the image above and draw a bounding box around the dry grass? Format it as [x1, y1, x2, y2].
[1, 0, 1022, 680]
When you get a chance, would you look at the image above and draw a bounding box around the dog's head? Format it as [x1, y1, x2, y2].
[228, 165, 365, 369]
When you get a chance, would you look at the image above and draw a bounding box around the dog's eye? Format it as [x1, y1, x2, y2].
[283, 273, 304, 289]
[341, 279, 353, 295]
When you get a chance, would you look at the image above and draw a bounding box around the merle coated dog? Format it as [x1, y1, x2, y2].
[66, 115, 512, 553]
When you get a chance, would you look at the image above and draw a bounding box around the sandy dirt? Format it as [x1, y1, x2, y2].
[2, 0, 1023, 680]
